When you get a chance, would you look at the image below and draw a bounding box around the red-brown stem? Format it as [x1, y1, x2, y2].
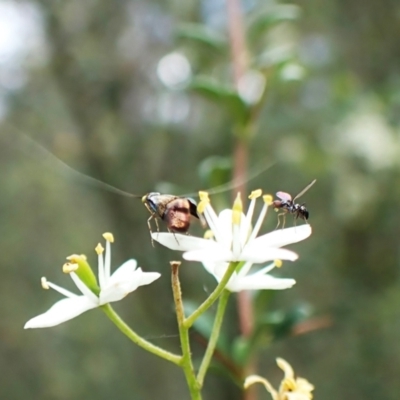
[226, 1, 257, 399]
[227, 0, 253, 339]
[227, 0, 248, 83]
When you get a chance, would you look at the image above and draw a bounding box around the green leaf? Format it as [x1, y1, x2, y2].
[247, 5, 302, 43]
[255, 304, 313, 342]
[232, 336, 252, 366]
[254, 46, 295, 69]
[198, 156, 232, 188]
[176, 23, 226, 51]
[231, 304, 313, 365]
[189, 76, 250, 125]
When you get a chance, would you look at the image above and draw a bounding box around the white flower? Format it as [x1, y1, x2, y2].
[24, 233, 160, 329]
[202, 259, 296, 292]
[152, 190, 311, 291]
[244, 358, 315, 400]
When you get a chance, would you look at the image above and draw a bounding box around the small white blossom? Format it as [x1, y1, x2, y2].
[244, 358, 314, 400]
[152, 191, 311, 291]
[24, 233, 160, 329]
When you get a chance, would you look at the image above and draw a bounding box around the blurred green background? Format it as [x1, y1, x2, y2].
[1, 0, 400, 399]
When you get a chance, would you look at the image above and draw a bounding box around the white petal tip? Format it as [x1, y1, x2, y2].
[24, 319, 44, 329]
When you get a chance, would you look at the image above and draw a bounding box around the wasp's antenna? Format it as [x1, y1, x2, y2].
[4, 126, 141, 199]
[292, 179, 317, 202]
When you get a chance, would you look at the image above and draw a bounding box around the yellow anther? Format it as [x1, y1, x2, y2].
[102, 232, 114, 243]
[63, 262, 79, 274]
[41, 277, 49, 290]
[66, 254, 85, 263]
[274, 259, 283, 268]
[203, 229, 214, 239]
[232, 193, 243, 225]
[95, 243, 104, 255]
[263, 194, 273, 205]
[249, 189, 262, 199]
[197, 200, 208, 214]
[281, 378, 297, 392]
[198, 191, 209, 202]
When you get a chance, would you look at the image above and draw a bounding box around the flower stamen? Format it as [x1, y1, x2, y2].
[198, 191, 224, 243]
[41, 277, 49, 290]
[247, 194, 272, 243]
[63, 262, 78, 274]
[204, 230, 214, 239]
[232, 193, 243, 225]
[103, 232, 114, 243]
[95, 243, 104, 255]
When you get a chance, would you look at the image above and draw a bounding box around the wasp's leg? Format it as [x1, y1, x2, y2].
[275, 213, 287, 230]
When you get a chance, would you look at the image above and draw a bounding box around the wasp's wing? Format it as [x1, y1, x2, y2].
[180, 160, 275, 198]
[292, 179, 317, 202]
[276, 191, 292, 201]
[8, 126, 142, 199]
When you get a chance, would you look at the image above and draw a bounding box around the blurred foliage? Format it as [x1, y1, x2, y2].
[1, 0, 400, 399]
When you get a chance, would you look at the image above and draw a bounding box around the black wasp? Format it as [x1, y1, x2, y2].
[272, 179, 316, 228]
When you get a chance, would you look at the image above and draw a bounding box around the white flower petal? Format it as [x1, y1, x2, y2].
[107, 259, 138, 283]
[134, 269, 161, 286]
[183, 246, 233, 262]
[24, 296, 97, 329]
[227, 275, 296, 292]
[240, 247, 298, 263]
[152, 232, 211, 251]
[202, 260, 217, 276]
[217, 210, 234, 246]
[248, 225, 312, 249]
[100, 265, 160, 304]
[204, 202, 225, 243]
[286, 393, 312, 400]
[201, 261, 231, 283]
[69, 272, 99, 303]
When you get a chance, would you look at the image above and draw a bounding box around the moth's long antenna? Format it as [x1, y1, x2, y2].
[4, 127, 141, 199]
[181, 160, 275, 198]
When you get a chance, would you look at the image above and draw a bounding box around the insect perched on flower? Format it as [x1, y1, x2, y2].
[142, 193, 202, 237]
[272, 179, 316, 229]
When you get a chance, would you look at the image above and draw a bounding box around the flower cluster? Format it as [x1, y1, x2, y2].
[25, 233, 160, 329]
[152, 190, 312, 292]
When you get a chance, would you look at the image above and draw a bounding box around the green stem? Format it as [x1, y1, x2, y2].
[197, 289, 231, 387]
[171, 262, 202, 400]
[185, 262, 238, 328]
[101, 303, 182, 366]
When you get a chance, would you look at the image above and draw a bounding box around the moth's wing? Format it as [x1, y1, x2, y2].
[188, 198, 207, 227]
